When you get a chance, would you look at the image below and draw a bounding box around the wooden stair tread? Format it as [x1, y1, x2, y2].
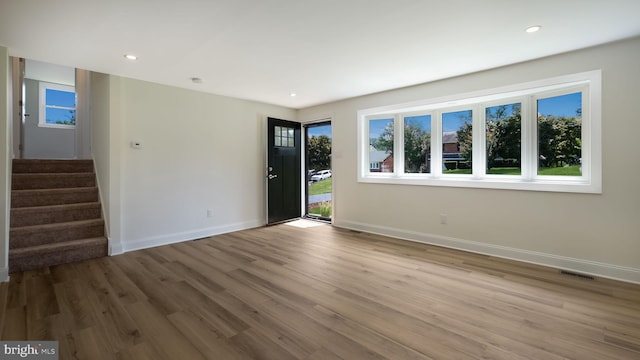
[10, 218, 104, 231]
[10, 202, 102, 228]
[12, 159, 94, 173]
[11, 186, 99, 193]
[11, 201, 101, 212]
[11, 172, 96, 190]
[13, 172, 95, 175]
[11, 187, 99, 208]
[10, 237, 107, 258]
[12, 201, 100, 210]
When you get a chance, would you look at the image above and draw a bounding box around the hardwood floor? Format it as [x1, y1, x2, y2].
[1, 220, 639, 359]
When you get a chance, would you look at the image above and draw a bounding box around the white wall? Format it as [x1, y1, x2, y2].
[0, 46, 10, 281]
[24, 59, 74, 86]
[90, 72, 120, 254]
[105, 76, 296, 252]
[11, 58, 21, 159]
[298, 37, 640, 283]
[76, 69, 92, 159]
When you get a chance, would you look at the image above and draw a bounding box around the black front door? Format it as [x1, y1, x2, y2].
[267, 117, 301, 224]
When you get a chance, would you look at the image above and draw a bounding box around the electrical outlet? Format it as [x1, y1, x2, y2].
[440, 214, 448, 225]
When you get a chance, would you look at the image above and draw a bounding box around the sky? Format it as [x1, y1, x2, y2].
[46, 88, 75, 107]
[369, 118, 394, 138]
[308, 124, 332, 138]
[538, 92, 581, 117]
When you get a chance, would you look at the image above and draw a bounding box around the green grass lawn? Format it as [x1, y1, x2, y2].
[309, 202, 332, 217]
[538, 165, 581, 176]
[487, 167, 521, 175]
[309, 178, 332, 195]
[442, 169, 473, 175]
[443, 165, 581, 176]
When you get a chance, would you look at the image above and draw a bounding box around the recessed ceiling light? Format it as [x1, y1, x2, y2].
[290, 92, 297, 97]
[525, 25, 542, 33]
[124, 54, 138, 60]
[191, 77, 203, 84]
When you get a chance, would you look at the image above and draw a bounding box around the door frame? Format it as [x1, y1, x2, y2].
[11, 57, 24, 159]
[303, 118, 333, 223]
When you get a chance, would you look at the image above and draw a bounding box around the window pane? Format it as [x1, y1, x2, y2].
[45, 108, 76, 125]
[369, 118, 394, 172]
[537, 92, 582, 176]
[442, 110, 472, 174]
[274, 126, 296, 147]
[486, 103, 521, 175]
[404, 115, 431, 173]
[46, 88, 75, 107]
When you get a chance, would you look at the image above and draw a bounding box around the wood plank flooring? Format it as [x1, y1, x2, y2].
[1, 220, 639, 359]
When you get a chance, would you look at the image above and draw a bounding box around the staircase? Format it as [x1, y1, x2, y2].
[9, 159, 108, 273]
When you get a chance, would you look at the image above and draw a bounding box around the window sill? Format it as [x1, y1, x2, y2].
[37, 123, 75, 130]
[358, 175, 601, 194]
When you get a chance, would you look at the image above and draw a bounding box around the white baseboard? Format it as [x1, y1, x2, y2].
[0, 267, 9, 283]
[109, 237, 123, 256]
[118, 220, 264, 254]
[335, 219, 640, 285]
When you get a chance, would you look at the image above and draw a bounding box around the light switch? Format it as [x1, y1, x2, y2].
[131, 141, 142, 149]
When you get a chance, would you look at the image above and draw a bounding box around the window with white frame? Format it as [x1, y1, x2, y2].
[39, 82, 76, 128]
[358, 71, 601, 193]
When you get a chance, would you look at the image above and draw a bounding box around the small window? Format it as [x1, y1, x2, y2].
[486, 103, 522, 175]
[275, 126, 295, 147]
[369, 117, 394, 173]
[39, 82, 76, 128]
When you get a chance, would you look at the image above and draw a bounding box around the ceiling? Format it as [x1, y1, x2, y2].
[1, 0, 640, 109]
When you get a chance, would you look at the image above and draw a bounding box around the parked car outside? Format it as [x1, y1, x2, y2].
[307, 169, 317, 182]
[310, 169, 331, 182]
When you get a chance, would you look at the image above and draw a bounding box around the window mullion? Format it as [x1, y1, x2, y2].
[432, 111, 443, 177]
[521, 97, 533, 180]
[395, 114, 404, 176]
[473, 105, 485, 179]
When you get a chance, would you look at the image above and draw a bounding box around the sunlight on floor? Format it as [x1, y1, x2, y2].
[284, 219, 326, 228]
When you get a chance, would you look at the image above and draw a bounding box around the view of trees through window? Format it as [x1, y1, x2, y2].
[369, 118, 394, 173]
[360, 73, 597, 192]
[444, 110, 472, 174]
[404, 115, 431, 173]
[537, 92, 582, 176]
[365, 92, 583, 178]
[307, 123, 332, 219]
[485, 103, 522, 175]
